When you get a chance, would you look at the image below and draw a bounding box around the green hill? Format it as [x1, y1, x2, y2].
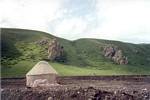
[1, 28, 150, 77]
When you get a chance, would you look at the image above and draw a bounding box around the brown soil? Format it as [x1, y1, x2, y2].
[1, 76, 150, 100]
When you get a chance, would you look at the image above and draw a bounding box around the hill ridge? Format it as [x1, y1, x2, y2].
[1, 28, 150, 77]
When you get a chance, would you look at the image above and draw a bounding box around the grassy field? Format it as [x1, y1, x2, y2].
[1, 60, 150, 78]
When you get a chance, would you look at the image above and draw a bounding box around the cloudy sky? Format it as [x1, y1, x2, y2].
[0, 0, 150, 43]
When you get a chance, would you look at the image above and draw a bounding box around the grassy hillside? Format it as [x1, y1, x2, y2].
[1, 28, 150, 77]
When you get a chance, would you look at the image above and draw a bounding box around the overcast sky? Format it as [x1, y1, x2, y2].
[0, 0, 150, 43]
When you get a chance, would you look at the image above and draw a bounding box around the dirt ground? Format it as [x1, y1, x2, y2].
[1, 76, 150, 100]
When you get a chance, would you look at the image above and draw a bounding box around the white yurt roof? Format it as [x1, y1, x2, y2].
[26, 61, 58, 75]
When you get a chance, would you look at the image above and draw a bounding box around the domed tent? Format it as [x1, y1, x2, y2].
[26, 61, 58, 87]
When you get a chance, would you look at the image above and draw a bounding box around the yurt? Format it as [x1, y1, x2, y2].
[26, 61, 58, 87]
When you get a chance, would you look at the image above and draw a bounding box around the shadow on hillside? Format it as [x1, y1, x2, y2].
[1, 37, 22, 58]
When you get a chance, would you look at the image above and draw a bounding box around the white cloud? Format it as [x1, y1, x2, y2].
[94, 0, 150, 43]
[0, 0, 150, 43]
[0, 0, 63, 31]
[54, 17, 88, 39]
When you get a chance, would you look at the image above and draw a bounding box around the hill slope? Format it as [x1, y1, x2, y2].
[1, 28, 150, 77]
